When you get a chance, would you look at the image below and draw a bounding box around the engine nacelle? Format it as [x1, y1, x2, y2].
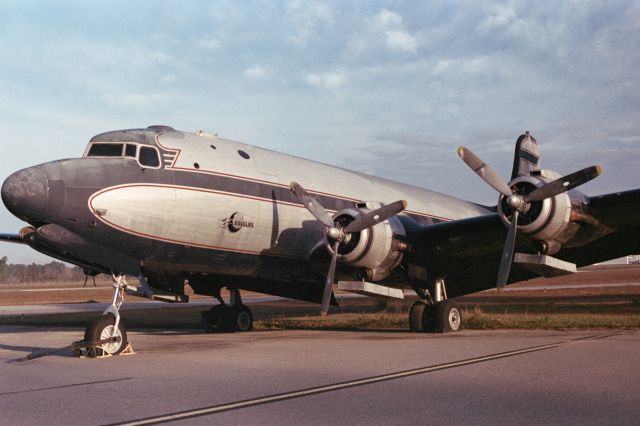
[498, 170, 580, 253]
[325, 205, 408, 282]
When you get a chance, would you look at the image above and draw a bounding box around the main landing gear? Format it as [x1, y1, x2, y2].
[201, 288, 253, 333]
[409, 279, 462, 333]
[82, 273, 132, 357]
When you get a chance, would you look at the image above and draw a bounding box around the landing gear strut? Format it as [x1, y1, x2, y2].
[409, 279, 462, 333]
[202, 287, 253, 333]
[83, 273, 130, 357]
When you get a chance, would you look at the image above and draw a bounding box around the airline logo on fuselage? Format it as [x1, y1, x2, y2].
[220, 212, 255, 233]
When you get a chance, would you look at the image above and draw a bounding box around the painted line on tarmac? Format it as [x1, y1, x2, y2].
[113, 333, 615, 426]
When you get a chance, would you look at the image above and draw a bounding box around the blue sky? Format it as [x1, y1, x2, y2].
[1, 0, 639, 263]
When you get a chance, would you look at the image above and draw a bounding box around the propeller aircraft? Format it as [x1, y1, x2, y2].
[2, 126, 638, 356]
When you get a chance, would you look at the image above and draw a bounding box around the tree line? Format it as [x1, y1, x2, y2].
[0, 256, 86, 283]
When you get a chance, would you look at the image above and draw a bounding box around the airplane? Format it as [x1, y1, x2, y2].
[1, 125, 639, 356]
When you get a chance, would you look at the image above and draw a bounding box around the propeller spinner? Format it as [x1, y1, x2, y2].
[457, 146, 601, 289]
[290, 182, 407, 315]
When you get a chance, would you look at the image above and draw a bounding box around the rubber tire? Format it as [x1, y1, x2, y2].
[409, 301, 435, 333]
[218, 306, 236, 332]
[233, 305, 253, 332]
[409, 301, 426, 332]
[219, 305, 253, 332]
[434, 300, 462, 333]
[202, 305, 224, 332]
[84, 314, 128, 356]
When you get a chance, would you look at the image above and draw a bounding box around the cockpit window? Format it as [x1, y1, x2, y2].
[85, 142, 161, 169]
[139, 146, 160, 167]
[125, 144, 137, 158]
[87, 143, 124, 157]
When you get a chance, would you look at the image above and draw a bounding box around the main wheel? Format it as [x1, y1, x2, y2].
[201, 305, 225, 332]
[409, 301, 425, 332]
[233, 305, 253, 332]
[84, 314, 128, 356]
[409, 301, 435, 333]
[220, 305, 253, 332]
[434, 300, 462, 333]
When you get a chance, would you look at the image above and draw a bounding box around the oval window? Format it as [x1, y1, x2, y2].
[237, 150, 250, 159]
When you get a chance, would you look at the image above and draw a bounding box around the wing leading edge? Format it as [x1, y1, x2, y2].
[0, 233, 25, 244]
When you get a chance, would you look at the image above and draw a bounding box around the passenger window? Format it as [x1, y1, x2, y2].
[87, 143, 124, 157]
[139, 147, 160, 168]
[125, 144, 137, 158]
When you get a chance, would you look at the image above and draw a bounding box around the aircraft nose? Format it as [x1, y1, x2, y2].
[1, 166, 48, 223]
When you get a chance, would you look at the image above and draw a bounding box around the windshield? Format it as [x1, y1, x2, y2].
[87, 143, 124, 157]
[85, 142, 161, 168]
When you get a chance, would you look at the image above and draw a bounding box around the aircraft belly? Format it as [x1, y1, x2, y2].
[89, 184, 318, 257]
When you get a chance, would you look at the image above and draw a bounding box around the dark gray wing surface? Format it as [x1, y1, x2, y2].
[0, 233, 25, 244]
[402, 189, 640, 298]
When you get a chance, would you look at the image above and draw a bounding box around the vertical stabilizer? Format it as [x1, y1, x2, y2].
[511, 131, 540, 179]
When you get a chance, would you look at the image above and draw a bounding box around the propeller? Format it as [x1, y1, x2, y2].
[457, 147, 601, 289]
[290, 181, 407, 315]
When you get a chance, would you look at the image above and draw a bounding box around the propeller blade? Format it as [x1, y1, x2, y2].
[523, 165, 602, 203]
[290, 181, 335, 228]
[320, 240, 340, 315]
[343, 200, 407, 234]
[458, 147, 513, 197]
[497, 210, 519, 289]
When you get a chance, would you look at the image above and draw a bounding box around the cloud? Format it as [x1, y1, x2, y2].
[351, 8, 418, 55]
[479, 3, 517, 30]
[385, 30, 417, 53]
[286, 0, 334, 46]
[197, 37, 220, 50]
[160, 74, 177, 84]
[243, 65, 267, 79]
[304, 71, 347, 91]
[375, 8, 403, 28]
[2, 2, 640, 264]
[103, 92, 170, 110]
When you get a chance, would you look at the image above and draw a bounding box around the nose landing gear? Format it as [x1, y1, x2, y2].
[81, 273, 133, 357]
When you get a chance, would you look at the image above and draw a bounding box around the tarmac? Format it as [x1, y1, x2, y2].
[1, 326, 639, 425]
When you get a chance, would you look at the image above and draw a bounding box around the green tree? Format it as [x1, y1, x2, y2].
[0, 256, 7, 283]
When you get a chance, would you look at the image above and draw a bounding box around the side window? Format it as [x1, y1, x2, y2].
[125, 144, 137, 158]
[139, 146, 160, 168]
[87, 143, 124, 157]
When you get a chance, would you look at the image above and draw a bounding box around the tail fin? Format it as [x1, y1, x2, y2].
[511, 131, 540, 179]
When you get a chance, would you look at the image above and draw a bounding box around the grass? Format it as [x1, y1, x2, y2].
[3, 283, 640, 331]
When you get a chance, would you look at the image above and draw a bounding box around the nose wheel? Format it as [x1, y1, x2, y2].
[84, 314, 128, 356]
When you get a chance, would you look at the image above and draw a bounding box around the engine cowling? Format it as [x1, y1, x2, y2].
[325, 206, 408, 282]
[498, 170, 580, 254]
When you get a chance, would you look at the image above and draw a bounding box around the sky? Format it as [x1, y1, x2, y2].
[1, 0, 639, 263]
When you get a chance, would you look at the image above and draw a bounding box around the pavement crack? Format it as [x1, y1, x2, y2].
[0, 377, 133, 397]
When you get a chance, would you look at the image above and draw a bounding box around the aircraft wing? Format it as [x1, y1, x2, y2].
[0, 233, 25, 244]
[406, 188, 640, 298]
